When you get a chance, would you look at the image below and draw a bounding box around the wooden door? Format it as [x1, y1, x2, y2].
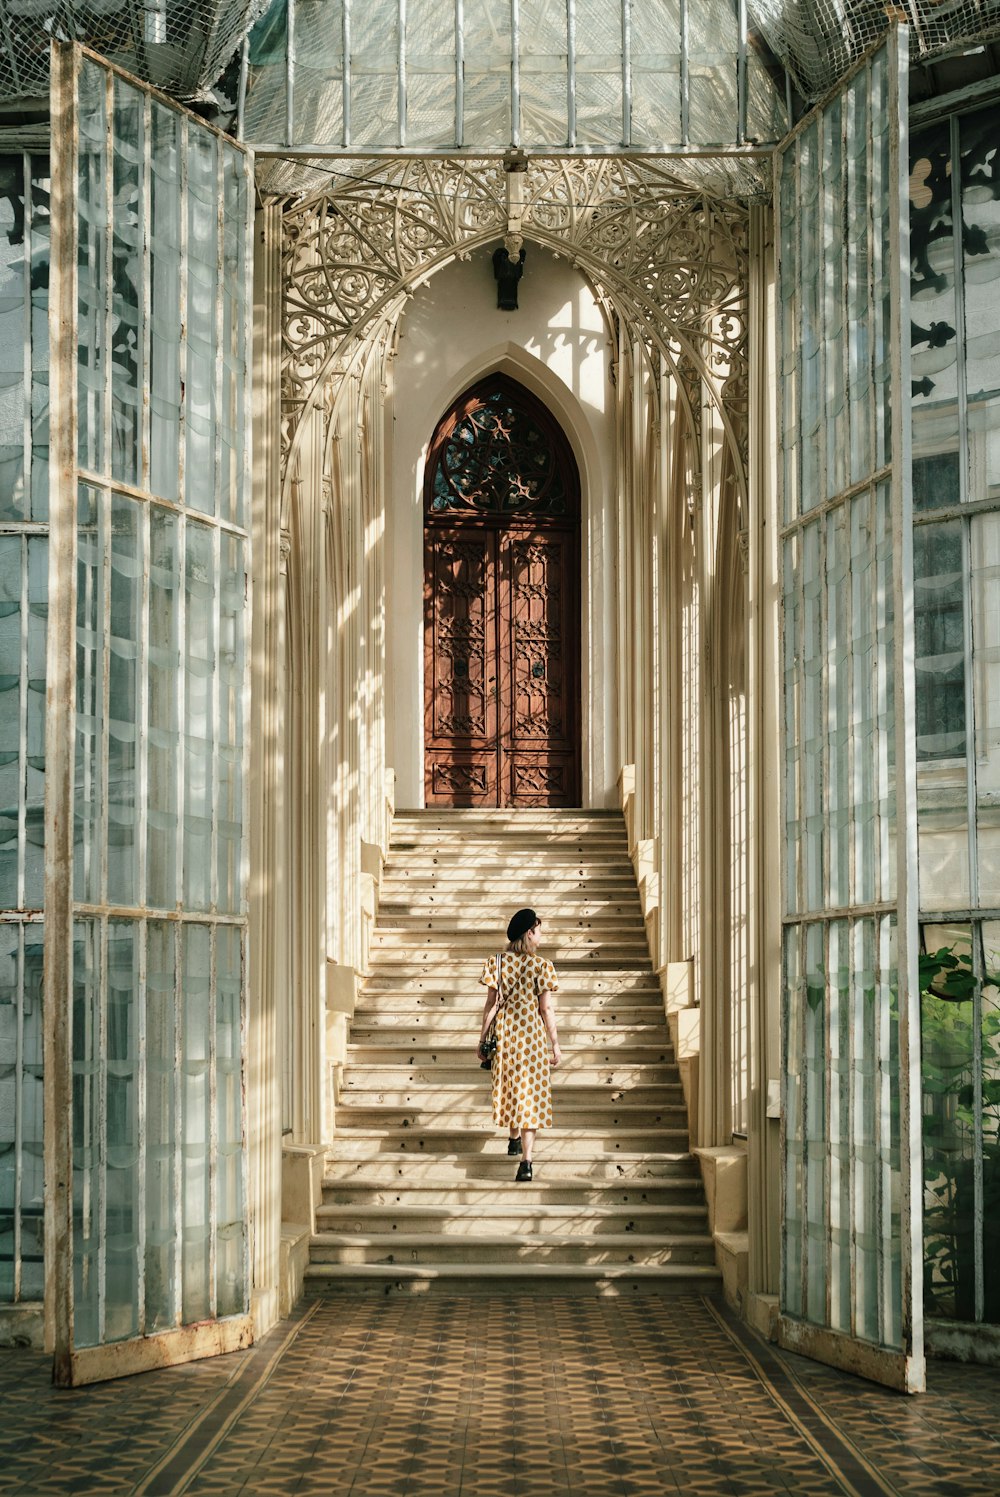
[423, 376, 580, 807]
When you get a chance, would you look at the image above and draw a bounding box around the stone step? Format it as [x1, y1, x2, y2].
[335, 1082, 685, 1109]
[388, 832, 629, 850]
[347, 1011, 667, 1035]
[379, 875, 639, 894]
[389, 814, 625, 826]
[347, 1019, 669, 1040]
[382, 862, 637, 881]
[360, 967, 659, 988]
[320, 1183, 705, 1209]
[344, 1045, 675, 1067]
[377, 907, 644, 926]
[353, 988, 664, 1011]
[329, 1128, 690, 1156]
[322, 1152, 700, 1184]
[369, 934, 649, 957]
[303, 1263, 722, 1293]
[339, 1068, 680, 1091]
[309, 1233, 716, 1267]
[334, 1104, 689, 1129]
[315, 1202, 707, 1229]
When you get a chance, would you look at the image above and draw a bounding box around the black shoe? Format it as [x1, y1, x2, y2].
[515, 1161, 533, 1183]
[507, 1138, 523, 1156]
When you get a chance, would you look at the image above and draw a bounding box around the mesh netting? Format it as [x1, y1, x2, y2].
[0, 0, 270, 102]
[751, 0, 1000, 100]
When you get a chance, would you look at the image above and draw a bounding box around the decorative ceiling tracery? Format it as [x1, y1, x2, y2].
[280, 155, 749, 499]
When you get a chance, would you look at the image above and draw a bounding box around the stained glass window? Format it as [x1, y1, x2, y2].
[426, 376, 578, 520]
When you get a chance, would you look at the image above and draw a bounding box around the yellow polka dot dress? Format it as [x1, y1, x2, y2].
[480, 952, 559, 1130]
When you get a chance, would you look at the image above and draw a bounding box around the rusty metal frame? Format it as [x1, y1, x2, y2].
[45, 40, 254, 1386]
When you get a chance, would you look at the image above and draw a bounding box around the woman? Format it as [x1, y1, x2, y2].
[476, 907, 561, 1181]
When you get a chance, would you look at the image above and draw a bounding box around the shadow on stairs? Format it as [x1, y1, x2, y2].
[307, 809, 720, 1298]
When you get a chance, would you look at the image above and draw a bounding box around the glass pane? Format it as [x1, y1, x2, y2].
[852, 917, 879, 1341]
[72, 918, 101, 1347]
[105, 920, 139, 1342]
[909, 120, 960, 468]
[147, 506, 180, 910]
[108, 496, 142, 908]
[0, 535, 22, 909]
[849, 490, 876, 905]
[803, 921, 827, 1323]
[828, 919, 851, 1333]
[801, 521, 823, 911]
[149, 107, 181, 502]
[215, 925, 244, 1316]
[185, 127, 219, 517]
[960, 106, 1000, 507]
[520, 0, 567, 144]
[798, 122, 821, 511]
[29, 159, 50, 523]
[631, 0, 680, 146]
[688, 0, 738, 147]
[217, 535, 244, 915]
[783, 538, 801, 911]
[983, 922, 1000, 1325]
[822, 96, 847, 501]
[920, 923, 975, 1322]
[783, 923, 803, 1317]
[20, 921, 43, 1301]
[973, 512, 1000, 906]
[826, 506, 849, 909]
[407, 0, 456, 148]
[0, 924, 18, 1301]
[845, 70, 872, 486]
[0, 155, 27, 522]
[184, 520, 217, 910]
[182, 923, 212, 1324]
[146, 920, 176, 1330]
[24, 538, 47, 910]
[110, 80, 144, 489]
[351, 1, 399, 146]
[77, 62, 107, 478]
[74, 484, 104, 906]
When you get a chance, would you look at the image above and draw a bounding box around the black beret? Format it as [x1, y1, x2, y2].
[507, 908, 538, 942]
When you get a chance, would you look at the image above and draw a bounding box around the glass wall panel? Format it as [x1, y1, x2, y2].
[912, 102, 1000, 1329]
[49, 52, 252, 1360]
[778, 37, 916, 1370]
[0, 153, 48, 1308]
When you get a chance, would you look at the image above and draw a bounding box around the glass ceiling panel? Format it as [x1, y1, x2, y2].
[241, 0, 787, 153]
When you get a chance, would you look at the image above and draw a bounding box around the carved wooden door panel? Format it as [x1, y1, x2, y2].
[424, 530, 499, 805]
[502, 531, 579, 806]
[423, 375, 581, 808]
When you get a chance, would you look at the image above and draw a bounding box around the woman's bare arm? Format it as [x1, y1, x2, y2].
[476, 987, 498, 1059]
[538, 991, 561, 1068]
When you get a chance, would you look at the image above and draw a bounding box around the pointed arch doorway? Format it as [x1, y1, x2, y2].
[424, 375, 582, 807]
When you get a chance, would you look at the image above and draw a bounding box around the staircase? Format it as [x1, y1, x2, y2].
[306, 809, 719, 1295]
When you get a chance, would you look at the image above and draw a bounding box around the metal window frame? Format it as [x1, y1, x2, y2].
[774, 28, 924, 1393]
[45, 40, 254, 1386]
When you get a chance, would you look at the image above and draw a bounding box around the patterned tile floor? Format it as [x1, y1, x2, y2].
[1, 1294, 997, 1496]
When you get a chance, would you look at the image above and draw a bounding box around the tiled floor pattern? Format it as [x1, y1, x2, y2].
[1, 1294, 997, 1496]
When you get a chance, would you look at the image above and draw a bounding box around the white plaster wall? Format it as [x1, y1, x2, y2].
[386, 244, 618, 809]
